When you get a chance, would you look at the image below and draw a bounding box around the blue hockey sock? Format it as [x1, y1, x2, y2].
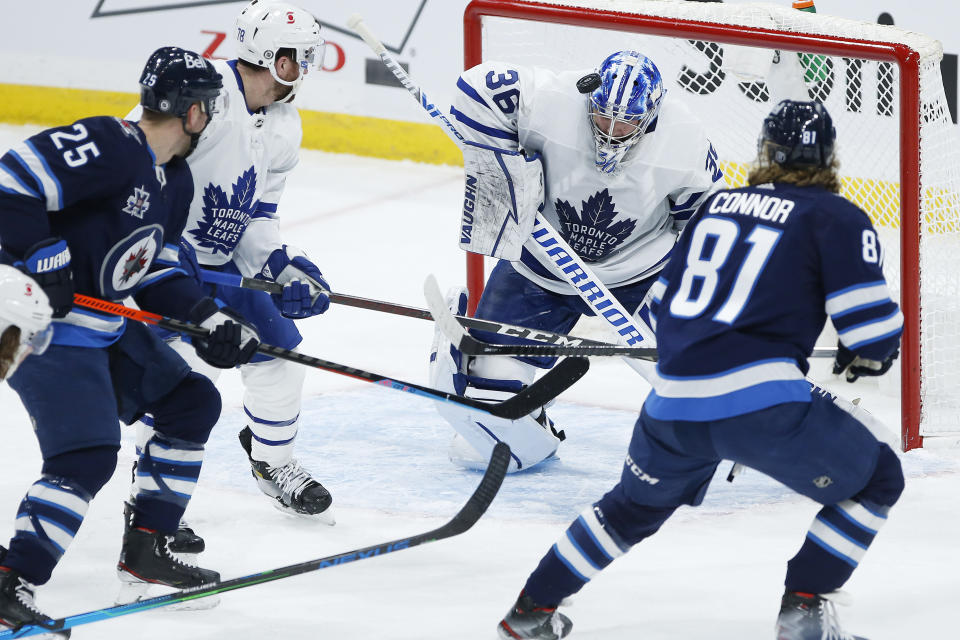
[523, 504, 629, 606]
[785, 497, 890, 593]
[133, 433, 204, 533]
[2, 477, 92, 585]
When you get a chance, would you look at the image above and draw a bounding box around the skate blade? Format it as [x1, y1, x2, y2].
[115, 573, 220, 610]
[270, 499, 336, 525]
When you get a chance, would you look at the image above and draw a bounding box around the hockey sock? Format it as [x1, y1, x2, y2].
[241, 358, 304, 467]
[132, 434, 204, 533]
[523, 504, 629, 607]
[785, 445, 902, 593]
[2, 477, 93, 586]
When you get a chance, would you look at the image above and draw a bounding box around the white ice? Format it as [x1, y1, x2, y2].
[0, 124, 957, 639]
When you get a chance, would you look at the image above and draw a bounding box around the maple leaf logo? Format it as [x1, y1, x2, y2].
[554, 188, 637, 262]
[189, 166, 258, 255]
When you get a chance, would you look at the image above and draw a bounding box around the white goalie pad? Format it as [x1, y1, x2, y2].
[459, 141, 543, 261]
[428, 286, 561, 472]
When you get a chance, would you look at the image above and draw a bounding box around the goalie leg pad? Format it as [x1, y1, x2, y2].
[428, 286, 562, 473]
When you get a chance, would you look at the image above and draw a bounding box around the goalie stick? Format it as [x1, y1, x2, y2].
[197, 268, 839, 359]
[70, 295, 588, 421]
[423, 274, 659, 360]
[0, 443, 511, 639]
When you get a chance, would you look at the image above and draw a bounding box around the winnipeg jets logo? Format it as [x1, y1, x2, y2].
[554, 188, 637, 261]
[101, 225, 163, 298]
[190, 166, 258, 256]
[120, 245, 149, 284]
[123, 186, 151, 219]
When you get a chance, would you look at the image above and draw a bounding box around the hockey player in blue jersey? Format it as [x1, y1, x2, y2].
[0, 47, 261, 634]
[496, 100, 904, 640]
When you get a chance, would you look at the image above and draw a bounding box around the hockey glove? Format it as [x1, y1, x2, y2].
[188, 297, 260, 368]
[20, 237, 73, 318]
[832, 342, 899, 382]
[262, 245, 330, 319]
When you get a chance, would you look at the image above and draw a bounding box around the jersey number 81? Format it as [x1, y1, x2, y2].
[669, 217, 782, 325]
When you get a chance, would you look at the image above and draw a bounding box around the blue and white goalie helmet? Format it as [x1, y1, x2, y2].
[235, 0, 324, 103]
[586, 50, 665, 174]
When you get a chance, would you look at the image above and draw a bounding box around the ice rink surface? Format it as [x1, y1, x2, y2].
[1, 124, 958, 638]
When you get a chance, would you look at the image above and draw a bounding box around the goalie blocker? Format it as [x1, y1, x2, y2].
[430, 286, 564, 473]
[460, 141, 544, 261]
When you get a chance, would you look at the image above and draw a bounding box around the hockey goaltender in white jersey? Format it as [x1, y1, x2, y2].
[431, 51, 724, 472]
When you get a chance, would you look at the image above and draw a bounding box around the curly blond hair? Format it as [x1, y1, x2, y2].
[748, 144, 842, 193]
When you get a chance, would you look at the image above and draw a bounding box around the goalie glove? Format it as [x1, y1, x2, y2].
[188, 297, 260, 369]
[832, 342, 899, 382]
[262, 245, 330, 319]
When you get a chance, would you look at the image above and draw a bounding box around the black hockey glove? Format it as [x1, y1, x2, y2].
[832, 342, 899, 382]
[188, 297, 260, 369]
[20, 237, 74, 318]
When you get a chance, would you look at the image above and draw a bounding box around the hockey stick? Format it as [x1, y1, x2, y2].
[198, 268, 838, 359]
[70, 295, 588, 420]
[0, 443, 511, 639]
[424, 274, 660, 360]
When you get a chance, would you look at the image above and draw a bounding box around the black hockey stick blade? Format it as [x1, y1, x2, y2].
[423, 275, 659, 361]
[72, 295, 584, 423]
[485, 355, 589, 419]
[0, 444, 512, 639]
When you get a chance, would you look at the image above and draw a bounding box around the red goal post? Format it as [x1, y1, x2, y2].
[462, 0, 960, 451]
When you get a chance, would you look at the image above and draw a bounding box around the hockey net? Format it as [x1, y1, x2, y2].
[463, 0, 960, 450]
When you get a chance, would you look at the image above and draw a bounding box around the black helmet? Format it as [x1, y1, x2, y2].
[758, 99, 836, 168]
[139, 46, 223, 118]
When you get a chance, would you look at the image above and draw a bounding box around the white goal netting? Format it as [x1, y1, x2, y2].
[465, 0, 960, 447]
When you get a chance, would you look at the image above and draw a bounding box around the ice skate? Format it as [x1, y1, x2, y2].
[116, 525, 220, 610]
[0, 567, 70, 638]
[123, 501, 204, 564]
[498, 591, 572, 640]
[238, 426, 335, 524]
[776, 590, 867, 640]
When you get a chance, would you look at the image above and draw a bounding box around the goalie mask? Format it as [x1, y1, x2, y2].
[584, 50, 664, 174]
[235, 0, 324, 104]
[0, 265, 53, 381]
[758, 99, 836, 169]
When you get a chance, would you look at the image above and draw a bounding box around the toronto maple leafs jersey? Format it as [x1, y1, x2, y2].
[178, 59, 301, 274]
[0, 116, 202, 347]
[451, 62, 724, 293]
[644, 182, 903, 422]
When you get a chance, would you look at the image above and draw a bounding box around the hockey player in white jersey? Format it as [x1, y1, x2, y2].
[430, 51, 724, 472]
[132, 1, 335, 523]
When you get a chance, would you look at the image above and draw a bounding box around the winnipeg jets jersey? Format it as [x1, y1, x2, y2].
[0, 116, 197, 347]
[180, 59, 301, 275]
[645, 182, 903, 422]
[452, 62, 724, 293]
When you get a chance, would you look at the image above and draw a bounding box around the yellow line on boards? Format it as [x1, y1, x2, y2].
[0, 83, 462, 167]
